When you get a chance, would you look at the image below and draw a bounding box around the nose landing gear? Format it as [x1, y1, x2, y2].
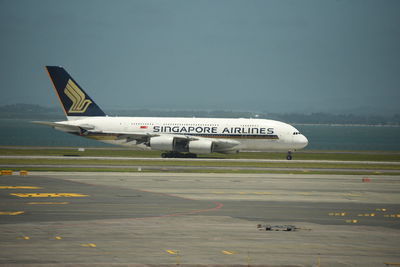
[286, 151, 293, 160]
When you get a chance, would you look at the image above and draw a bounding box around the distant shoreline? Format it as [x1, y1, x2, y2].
[0, 117, 399, 127]
[1, 103, 400, 126]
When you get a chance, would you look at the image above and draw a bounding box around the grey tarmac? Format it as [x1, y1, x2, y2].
[0, 172, 399, 267]
[1, 164, 399, 174]
[1, 155, 400, 165]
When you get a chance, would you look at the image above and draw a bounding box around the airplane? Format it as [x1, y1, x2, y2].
[34, 66, 308, 159]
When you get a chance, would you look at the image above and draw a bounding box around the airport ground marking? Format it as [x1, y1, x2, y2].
[10, 193, 89, 198]
[0, 186, 42, 189]
[384, 214, 400, 218]
[222, 250, 235, 255]
[345, 219, 358, 224]
[0, 170, 13, 175]
[358, 213, 376, 217]
[298, 192, 312, 196]
[316, 256, 321, 267]
[27, 202, 69, 205]
[81, 243, 97, 248]
[165, 250, 180, 265]
[0, 211, 24, 215]
[55, 236, 62, 240]
[328, 212, 347, 216]
[17, 236, 30, 240]
[165, 250, 179, 255]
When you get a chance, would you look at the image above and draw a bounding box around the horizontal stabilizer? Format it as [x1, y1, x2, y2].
[32, 121, 94, 133]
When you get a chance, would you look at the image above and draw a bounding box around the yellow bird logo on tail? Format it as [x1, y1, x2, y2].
[64, 79, 92, 113]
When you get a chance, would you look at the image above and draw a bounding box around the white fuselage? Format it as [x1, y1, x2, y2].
[61, 116, 308, 153]
[43, 66, 308, 156]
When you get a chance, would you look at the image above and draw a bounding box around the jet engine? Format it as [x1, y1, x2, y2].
[149, 136, 189, 152]
[188, 140, 214, 154]
[149, 136, 215, 154]
[149, 136, 176, 151]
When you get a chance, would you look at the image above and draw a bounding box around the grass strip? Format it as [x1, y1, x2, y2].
[1, 147, 400, 161]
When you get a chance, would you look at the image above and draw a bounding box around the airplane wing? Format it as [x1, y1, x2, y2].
[98, 130, 193, 145]
[33, 121, 240, 152]
[98, 130, 240, 151]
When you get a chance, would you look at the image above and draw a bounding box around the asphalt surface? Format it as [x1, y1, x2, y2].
[2, 155, 400, 165]
[0, 175, 221, 224]
[2, 164, 400, 174]
[2, 155, 400, 174]
[0, 172, 399, 266]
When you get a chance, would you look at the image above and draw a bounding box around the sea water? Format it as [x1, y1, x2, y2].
[0, 119, 399, 151]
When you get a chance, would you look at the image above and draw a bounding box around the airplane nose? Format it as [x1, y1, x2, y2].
[294, 134, 308, 149]
[300, 135, 308, 148]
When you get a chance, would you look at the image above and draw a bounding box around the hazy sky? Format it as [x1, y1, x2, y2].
[0, 0, 399, 114]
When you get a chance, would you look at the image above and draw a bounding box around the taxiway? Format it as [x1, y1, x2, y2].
[0, 172, 399, 266]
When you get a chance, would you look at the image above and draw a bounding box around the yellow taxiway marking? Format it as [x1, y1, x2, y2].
[10, 193, 88, 198]
[298, 192, 312, 196]
[0, 211, 24, 215]
[0, 186, 42, 189]
[328, 212, 347, 216]
[376, 208, 387, 212]
[358, 213, 376, 217]
[17, 236, 30, 240]
[345, 219, 358, 223]
[165, 249, 180, 265]
[27, 202, 69, 205]
[222, 250, 235, 255]
[384, 214, 400, 218]
[81, 243, 97, 248]
[55, 236, 62, 240]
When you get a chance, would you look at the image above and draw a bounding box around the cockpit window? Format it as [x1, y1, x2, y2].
[293, 132, 301, 135]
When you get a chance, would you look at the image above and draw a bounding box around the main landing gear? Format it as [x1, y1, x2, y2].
[161, 151, 197, 158]
[286, 151, 293, 160]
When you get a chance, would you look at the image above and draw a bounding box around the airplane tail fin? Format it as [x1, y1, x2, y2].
[45, 66, 106, 120]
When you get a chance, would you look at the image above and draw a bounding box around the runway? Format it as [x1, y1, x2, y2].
[2, 155, 400, 174]
[2, 164, 400, 175]
[0, 172, 399, 266]
[2, 155, 400, 165]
